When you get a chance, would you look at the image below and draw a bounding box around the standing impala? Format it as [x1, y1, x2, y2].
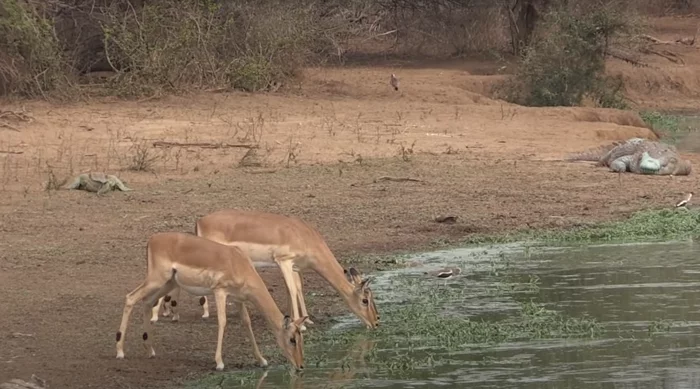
[115, 231, 308, 371]
[152, 209, 380, 330]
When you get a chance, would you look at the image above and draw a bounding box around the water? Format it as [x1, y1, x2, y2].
[205, 240, 700, 389]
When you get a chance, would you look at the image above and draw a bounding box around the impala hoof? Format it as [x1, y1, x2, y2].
[116, 351, 124, 359]
[215, 362, 224, 371]
[259, 358, 269, 368]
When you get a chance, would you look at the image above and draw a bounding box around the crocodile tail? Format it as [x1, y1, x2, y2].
[66, 174, 84, 189]
[113, 176, 132, 191]
[565, 143, 619, 162]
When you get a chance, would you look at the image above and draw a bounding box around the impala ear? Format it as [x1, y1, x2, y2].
[294, 315, 309, 327]
[360, 276, 374, 290]
[346, 267, 363, 284]
[283, 315, 291, 329]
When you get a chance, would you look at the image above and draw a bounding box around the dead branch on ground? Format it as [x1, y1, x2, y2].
[152, 141, 257, 149]
[638, 34, 676, 45]
[374, 176, 422, 183]
[0, 109, 33, 123]
[639, 47, 685, 64]
[0, 123, 21, 132]
[606, 48, 652, 68]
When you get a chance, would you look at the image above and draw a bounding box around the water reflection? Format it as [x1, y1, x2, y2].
[253, 337, 377, 389]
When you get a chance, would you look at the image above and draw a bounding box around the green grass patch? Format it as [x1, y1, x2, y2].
[461, 208, 700, 246]
[299, 270, 602, 370]
[639, 111, 699, 144]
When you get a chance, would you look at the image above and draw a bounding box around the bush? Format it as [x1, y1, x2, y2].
[495, 3, 640, 108]
[0, 0, 73, 98]
[98, 0, 327, 96]
[97, 0, 314, 95]
[0, 0, 339, 98]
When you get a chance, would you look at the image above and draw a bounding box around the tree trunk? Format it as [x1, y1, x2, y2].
[506, 0, 549, 56]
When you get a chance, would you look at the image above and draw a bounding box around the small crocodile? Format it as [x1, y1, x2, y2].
[66, 172, 132, 195]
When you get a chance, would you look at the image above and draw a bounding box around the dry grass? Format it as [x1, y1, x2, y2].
[3, 0, 696, 102]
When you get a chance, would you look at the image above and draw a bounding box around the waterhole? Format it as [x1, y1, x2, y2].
[191, 240, 700, 389]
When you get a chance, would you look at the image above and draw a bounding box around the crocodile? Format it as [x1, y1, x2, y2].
[567, 138, 692, 176]
[66, 172, 132, 195]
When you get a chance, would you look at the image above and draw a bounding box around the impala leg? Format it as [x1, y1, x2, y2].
[142, 281, 177, 358]
[151, 297, 163, 323]
[214, 289, 228, 371]
[276, 259, 303, 331]
[238, 302, 268, 367]
[116, 281, 163, 359]
[161, 293, 173, 317]
[200, 295, 210, 319]
[292, 271, 314, 326]
[168, 286, 181, 322]
[255, 370, 270, 389]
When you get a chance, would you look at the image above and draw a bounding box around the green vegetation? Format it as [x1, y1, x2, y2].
[496, 3, 639, 108]
[364, 275, 601, 347]
[0, 0, 72, 98]
[462, 208, 700, 246]
[98, 1, 324, 96]
[640, 111, 700, 144]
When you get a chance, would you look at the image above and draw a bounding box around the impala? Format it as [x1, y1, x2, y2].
[153, 209, 380, 330]
[115, 231, 308, 371]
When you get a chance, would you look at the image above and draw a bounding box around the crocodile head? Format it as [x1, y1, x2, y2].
[659, 157, 692, 176]
[647, 154, 693, 176]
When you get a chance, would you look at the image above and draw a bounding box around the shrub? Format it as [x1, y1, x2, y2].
[98, 0, 327, 96]
[496, 2, 640, 108]
[0, 0, 73, 98]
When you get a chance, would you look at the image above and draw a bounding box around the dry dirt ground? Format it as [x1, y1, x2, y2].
[2, 15, 700, 389]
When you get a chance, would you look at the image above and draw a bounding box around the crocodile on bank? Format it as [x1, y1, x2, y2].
[66, 172, 132, 195]
[567, 138, 692, 176]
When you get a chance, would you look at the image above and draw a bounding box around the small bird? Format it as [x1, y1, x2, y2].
[675, 192, 693, 208]
[425, 267, 462, 279]
[390, 73, 399, 91]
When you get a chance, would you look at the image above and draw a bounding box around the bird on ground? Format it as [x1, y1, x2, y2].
[424, 267, 462, 279]
[425, 267, 463, 287]
[675, 192, 693, 209]
[390, 73, 399, 91]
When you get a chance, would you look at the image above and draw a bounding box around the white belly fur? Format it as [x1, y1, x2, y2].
[171, 264, 217, 296]
[178, 284, 213, 296]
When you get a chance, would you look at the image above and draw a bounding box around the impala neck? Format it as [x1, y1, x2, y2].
[310, 253, 355, 300]
[246, 284, 285, 331]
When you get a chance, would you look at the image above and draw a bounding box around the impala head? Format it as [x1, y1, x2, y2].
[276, 315, 308, 371]
[344, 267, 380, 329]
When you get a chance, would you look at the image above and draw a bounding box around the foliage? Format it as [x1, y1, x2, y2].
[639, 111, 700, 144]
[496, 3, 639, 108]
[0, 0, 73, 98]
[464, 208, 700, 245]
[99, 0, 326, 96]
